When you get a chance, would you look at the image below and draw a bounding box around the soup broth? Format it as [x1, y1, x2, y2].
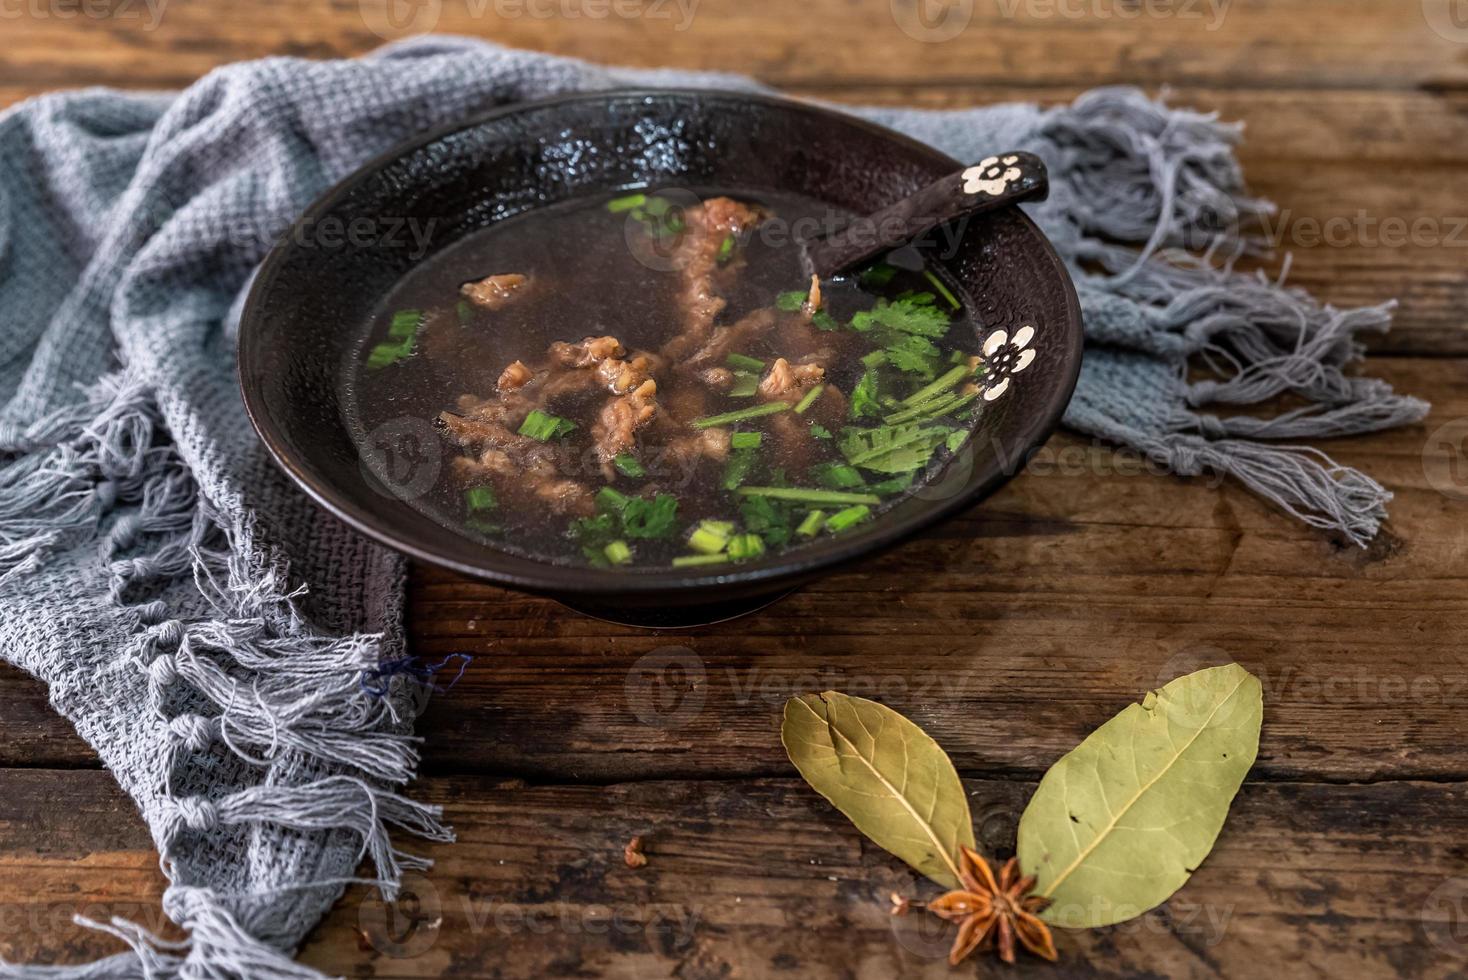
[347, 187, 991, 570]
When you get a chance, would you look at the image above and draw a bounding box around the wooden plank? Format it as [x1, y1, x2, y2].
[2, 768, 1464, 977]
[5, 7, 1466, 357]
[6, 358, 1464, 781]
[1, 0, 1464, 94]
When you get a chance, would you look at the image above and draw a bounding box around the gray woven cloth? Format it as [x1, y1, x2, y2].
[0, 35, 1426, 979]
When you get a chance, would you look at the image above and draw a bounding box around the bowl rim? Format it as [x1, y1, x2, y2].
[238, 87, 1083, 597]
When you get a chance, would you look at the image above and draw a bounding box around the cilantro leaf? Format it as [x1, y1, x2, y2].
[850, 368, 883, 420]
[838, 424, 956, 474]
[851, 296, 951, 339]
[884, 334, 942, 380]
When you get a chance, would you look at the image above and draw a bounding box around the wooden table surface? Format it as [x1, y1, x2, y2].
[4, 2, 1468, 977]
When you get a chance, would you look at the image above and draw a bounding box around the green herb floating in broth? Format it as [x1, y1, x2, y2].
[352, 186, 999, 569]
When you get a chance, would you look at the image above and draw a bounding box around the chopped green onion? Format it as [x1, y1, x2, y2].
[809, 423, 833, 440]
[688, 520, 733, 555]
[898, 364, 972, 410]
[672, 553, 730, 568]
[729, 372, 761, 397]
[717, 235, 735, 263]
[735, 486, 880, 506]
[793, 384, 825, 415]
[885, 389, 979, 426]
[721, 448, 756, 490]
[825, 504, 872, 532]
[465, 486, 497, 512]
[519, 409, 576, 441]
[796, 510, 828, 537]
[692, 401, 790, 430]
[923, 269, 962, 310]
[642, 196, 672, 217]
[388, 309, 423, 339]
[606, 193, 647, 213]
[727, 533, 766, 561]
[730, 431, 763, 450]
[726, 353, 766, 372]
[776, 290, 806, 312]
[596, 486, 632, 514]
[811, 310, 839, 331]
[365, 340, 414, 370]
[613, 453, 646, 478]
[604, 540, 633, 566]
[813, 462, 865, 490]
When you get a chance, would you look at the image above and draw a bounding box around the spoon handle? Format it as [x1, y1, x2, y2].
[803, 151, 1048, 281]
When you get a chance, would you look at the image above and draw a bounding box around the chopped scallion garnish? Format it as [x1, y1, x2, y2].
[722, 448, 756, 490]
[796, 510, 827, 537]
[365, 339, 414, 370]
[730, 431, 763, 450]
[729, 372, 761, 398]
[793, 384, 825, 415]
[604, 540, 633, 565]
[897, 364, 972, 410]
[727, 533, 766, 561]
[923, 269, 962, 310]
[465, 486, 497, 512]
[726, 353, 766, 372]
[596, 486, 632, 514]
[388, 309, 423, 339]
[672, 553, 730, 568]
[812, 462, 865, 490]
[885, 390, 979, 426]
[735, 486, 880, 506]
[775, 290, 806, 312]
[692, 402, 790, 430]
[606, 193, 647, 213]
[825, 504, 872, 532]
[717, 235, 735, 263]
[688, 520, 733, 555]
[519, 410, 576, 441]
[614, 453, 646, 478]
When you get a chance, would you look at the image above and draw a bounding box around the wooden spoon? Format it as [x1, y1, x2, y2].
[801, 151, 1048, 280]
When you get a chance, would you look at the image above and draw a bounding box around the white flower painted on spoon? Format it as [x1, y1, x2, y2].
[978, 324, 1037, 402]
[962, 155, 1023, 197]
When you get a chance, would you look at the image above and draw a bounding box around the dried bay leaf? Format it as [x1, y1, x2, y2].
[782, 691, 974, 888]
[1017, 663, 1262, 928]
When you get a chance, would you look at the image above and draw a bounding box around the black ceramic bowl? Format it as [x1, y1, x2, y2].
[239, 90, 1082, 627]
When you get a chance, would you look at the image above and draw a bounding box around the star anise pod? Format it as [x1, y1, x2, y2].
[926, 847, 1057, 965]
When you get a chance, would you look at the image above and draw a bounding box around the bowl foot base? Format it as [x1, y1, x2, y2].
[554, 588, 796, 629]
